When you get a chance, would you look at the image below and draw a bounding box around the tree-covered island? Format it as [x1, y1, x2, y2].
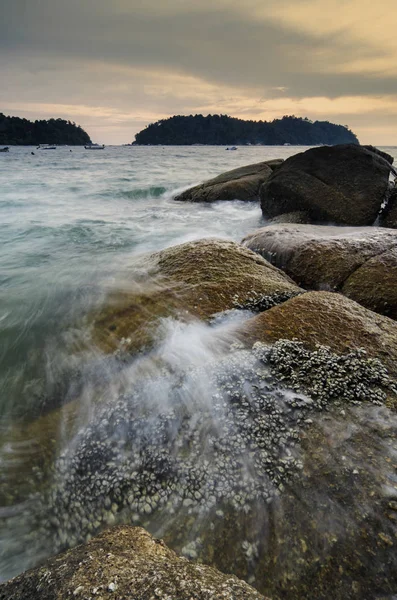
[134, 114, 358, 146]
[0, 113, 92, 145]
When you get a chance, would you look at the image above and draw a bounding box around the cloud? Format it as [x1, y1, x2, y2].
[1, 0, 397, 143]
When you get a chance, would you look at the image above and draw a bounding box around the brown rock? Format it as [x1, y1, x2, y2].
[240, 291, 397, 378]
[260, 145, 392, 225]
[0, 526, 266, 600]
[342, 246, 397, 319]
[174, 160, 282, 202]
[243, 224, 397, 318]
[93, 239, 302, 354]
[267, 211, 313, 225]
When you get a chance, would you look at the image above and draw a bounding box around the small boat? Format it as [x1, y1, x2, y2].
[0, 147, 9, 153]
[37, 145, 56, 150]
[225, 146, 238, 151]
[85, 144, 105, 150]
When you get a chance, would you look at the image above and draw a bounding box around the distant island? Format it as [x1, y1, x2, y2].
[0, 113, 92, 145]
[133, 114, 358, 146]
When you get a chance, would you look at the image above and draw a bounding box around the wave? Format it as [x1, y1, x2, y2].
[116, 186, 168, 200]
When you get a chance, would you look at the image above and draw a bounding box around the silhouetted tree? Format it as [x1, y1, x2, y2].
[133, 114, 359, 146]
[0, 114, 91, 145]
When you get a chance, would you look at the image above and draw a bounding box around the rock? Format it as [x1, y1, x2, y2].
[240, 291, 397, 381]
[362, 144, 394, 165]
[0, 526, 266, 600]
[380, 186, 397, 228]
[93, 239, 302, 353]
[174, 160, 282, 202]
[342, 246, 397, 319]
[260, 144, 393, 225]
[243, 224, 397, 318]
[267, 211, 312, 225]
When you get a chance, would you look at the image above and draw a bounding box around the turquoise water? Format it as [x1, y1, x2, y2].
[1, 144, 396, 582]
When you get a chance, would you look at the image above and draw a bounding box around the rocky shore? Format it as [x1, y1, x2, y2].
[1, 143, 397, 600]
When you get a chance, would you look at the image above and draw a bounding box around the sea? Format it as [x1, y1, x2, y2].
[1, 144, 396, 583]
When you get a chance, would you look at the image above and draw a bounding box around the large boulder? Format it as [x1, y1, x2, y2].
[240, 290, 397, 381]
[0, 526, 266, 600]
[93, 239, 302, 354]
[5, 334, 396, 600]
[174, 160, 283, 202]
[3, 293, 397, 599]
[243, 224, 397, 318]
[260, 144, 393, 225]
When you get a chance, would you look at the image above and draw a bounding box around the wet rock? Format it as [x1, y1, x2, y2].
[342, 246, 397, 319]
[4, 330, 397, 598]
[240, 291, 397, 383]
[380, 186, 397, 228]
[0, 526, 266, 600]
[253, 404, 397, 600]
[10, 339, 397, 600]
[267, 211, 313, 225]
[260, 145, 393, 225]
[174, 160, 282, 202]
[9, 332, 395, 587]
[93, 239, 302, 353]
[243, 224, 397, 318]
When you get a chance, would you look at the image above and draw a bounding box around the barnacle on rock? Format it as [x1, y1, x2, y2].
[36, 338, 396, 557]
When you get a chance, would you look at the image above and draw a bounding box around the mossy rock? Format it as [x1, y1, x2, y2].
[0, 395, 84, 507]
[243, 224, 397, 318]
[92, 239, 302, 354]
[0, 526, 267, 600]
[240, 291, 397, 383]
[342, 246, 397, 319]
[174, 160, 282, 202]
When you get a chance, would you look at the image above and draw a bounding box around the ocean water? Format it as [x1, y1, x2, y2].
[1, 144, 397, 585]
[0, 144, 314, 421]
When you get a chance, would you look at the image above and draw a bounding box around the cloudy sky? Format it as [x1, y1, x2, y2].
[2, 0, 397, 144]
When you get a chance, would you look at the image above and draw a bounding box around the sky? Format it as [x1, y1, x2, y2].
[1, 0, 397, 145]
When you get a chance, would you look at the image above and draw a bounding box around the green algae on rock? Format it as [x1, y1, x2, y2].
[92, 239, 302, 354]
[0, 526, 266, 600]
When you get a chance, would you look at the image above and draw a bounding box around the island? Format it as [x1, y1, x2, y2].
[133, 114, 358, 146]
[0, 113, 92, 145]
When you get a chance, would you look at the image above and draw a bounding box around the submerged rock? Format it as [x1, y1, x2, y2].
[174, 159, 283, 202]
[93, 238, 302, 353]
[260, 144, 393, 225]
[0, 526, 266, 599]
[243, 224, 397, 318]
